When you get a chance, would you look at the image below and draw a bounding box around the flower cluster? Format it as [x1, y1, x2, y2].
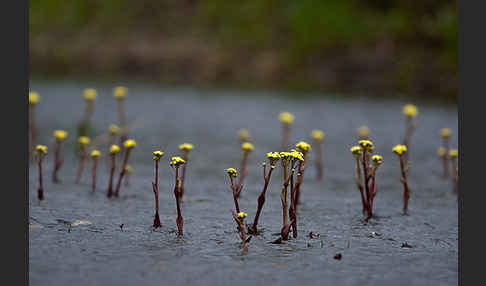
[392, 144, 407, 156]
[153, 150, 164, 161]
[241, 142, 254, 152]
[279, 112, 295, 124]
[113, 86, 127, 100]
[78, 136, 91, 146]
[123, 139, 136, 149]
[311, 129, 325, 141]
[170, 156, 186, 168]
[437, 147, 447, 158]
[178, 143, 194, 152]
[296, 141, 311, 154]
[110, 144, 120, 154]
[36, 145, 47, 155]
[53, 130, 68, 141]
[359, 140, 374, 153]
[226, 168, 237, 177]
[371, 155, 383, 165]
[237, 212, 247, 219]
[350, 146, 362, 157]
[29, 92, 40, 105]
[83, 88, 97, 101]
[440, 128, 452, 139]
[267, 152, 281, 167]
[402, 104, 418, 118]
[91, 150, 101, 158]
[357, 125, 370, 138]
[109, 124, 120, 135]
[449, 149, 458, 159]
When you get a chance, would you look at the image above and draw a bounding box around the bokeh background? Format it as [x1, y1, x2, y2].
[29, 0, 457, 101]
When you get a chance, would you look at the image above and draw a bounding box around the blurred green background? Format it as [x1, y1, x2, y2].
[29, 0, 457, 100]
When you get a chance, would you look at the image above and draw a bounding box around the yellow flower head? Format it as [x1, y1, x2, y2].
[279, 112, 294, 124]
[237, 212, 247, 219]
[350, 146, 362, 157]
[91, 150, 101, 158]
[403, 104, 418, 118]
[110, 144, 120, 154]
[78, 136, 91, 146]
[178, 143, 194, 152]
[440, 128, 452, 139]
[83, 88, 97, 101]
[279, 151, 292, 161]
[123, 139, 136, 149]
[437, 147, 447, 158]
[358, 140, 374, 153]
[392, 144, 407, 156]
[170, 156, 186, 168]
[449, 149, 458, 159]
[226, 168, 237, 178]
[36, 145, 47, 155]
[357, 125, 370, 138]
[109, 124, 120, 135]
[29, 92, 40, 105]
[238, 129, 250, 141]
[53, 130, 68, 141]
[296, 141, 311, 153]
[241, 142, 254, 152]
[311, 129, 325, 141]
[267, 152, 281, 166]
[113, 86, 127, 100]
[153, 150, 164, 161]
[371, 155, 383, 165]
[290, 150, 305, 162]
[125, 164, 133, 173]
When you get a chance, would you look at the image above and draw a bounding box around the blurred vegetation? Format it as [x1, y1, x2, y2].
[29, 0, 457, 100]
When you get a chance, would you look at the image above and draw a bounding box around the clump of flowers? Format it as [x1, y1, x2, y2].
[178, 143, 194, 197]
[75, 136, 91, 184]
[225, 168, 241, 213]
[170, 156, 186, 236]
[351, 140, 383, 221]
[440, 128, 452, 178]
[52, 130, 68, 183]
[238, 128, 250, 143]
[449, 149, 458, 194]
[311, 129, 325, 181]
[106, 144, 120, 198]
[90, 150, 101, 192]
[232, 211, 249, 252]
[35, 145, 47, 200]
[401, 104, 418, 163]
[357, 125, 370, 140]
[114, 139, 136, 197]
[392, 144, 411, 215]
[78, 88, 97, 138]
[247, 152, 280, 234]
[235, 142, 254, 198]
[29, 92, 40, 163]
[113, 86, 128, 144]
[152, 151, 164, 228]
[279, 112, 294, 151]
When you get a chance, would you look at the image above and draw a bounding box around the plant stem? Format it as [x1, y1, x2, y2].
[114, 149, 131, 197]
[230, 177, 240, 213]
[281, 124, 290, 151]
[174, 167, 183, 236]
[399, 156, 410, 215]
[153, 160, 161, 228]
[236, 152, 249, 198]
[249, 166, 274, 234]
[314, 140, 323, 181]
[181, 152, 188, 197]
[107, 154, 116, 197]
[92, 158, 98, 192]
[355, 157, 367, 215]
[442, 138, 450, 178]
[37, 156, 44, 200]
[75, 146, 86, 184]
[52, 140, 62, 183]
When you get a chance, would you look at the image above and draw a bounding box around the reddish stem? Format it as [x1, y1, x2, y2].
[236, 152, 249, 198]
[399, 156, 410, 215]
[92, 158, 98, 192]
[107, 155, 116, 198]
[174, 167, 183, 236]
[52, 141, 62, 183]
[315, 141, 323, 181]
[248, 167, 274, 234]
[181, 153, 188, 197]
[75, 146, 86, 184]
[153, 160, 161, 228]
[114, 149, 131, 197]
[230, 177, 240, 213]
[37, 156, 44, 200]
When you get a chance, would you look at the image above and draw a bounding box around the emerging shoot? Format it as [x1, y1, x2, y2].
[36, 145, 47, 200]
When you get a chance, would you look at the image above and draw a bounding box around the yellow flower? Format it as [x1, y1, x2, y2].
[437, 147, 447, 158]
[311, 129, 325, 141]
[296, 141, 311, 153]
[449, 149, 458, 159]
[125, 164, 133, 173]
[237, 212, 247, 219]
[36, 145, 47, 155]
[170, 156, 186, 168]
[226, 168, 238, 178]
[110, 144, 120, 154]
[53, 130, 68, 141]
[123, 139, 136, 149]
[238, 129, 250, 141]
[83, 88, 97, 101]
[91, 150, 101, 158]
[113, 86, 127, 99]
[29, 92, 40, 105]
[241, 142, 254, 152]
[403, 104, 418, 118]
[153, 150, 164, 161]
[109, 124, 120, 135]
[358, 140, 374, 153]
[267, 152, 281, 166]
[392, 144, 407, 156]
[290, 150, 305, 162]
[350, 146, 362, 157]
[178, 143, 194, 152]
[279, 112, 294, 124]
[371, 155, 383, 165]
[279, 152, 292, 161]
[78, 136, 91, 146]
[357, 125, 370, 138]
[440, 128, 452, 139]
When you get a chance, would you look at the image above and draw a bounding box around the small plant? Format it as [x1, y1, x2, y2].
[279, 112, 294, 151]
[357, 125, 370, 140]
[90, 150, 101, 192]
[106, 144, 120, 198]
[247, 152, 280, 234]
[152, 151, 164, 228]
[291, 142, 311, 238]
[114, 139, 136, 197]
[178, 143, 193, 197]
[52, 130, 68, 183]
[225, 168, 240, 213]
[231, 211, 248, 252]
[113, 87, 128, 144]
[78, 88, 97, 138]
[235, 142, 254, 198]
[401, 104, 418, 163]
[440, 128, 452, 178]
[29, 92, 40, 163]
[238, 128, 250, 143]
[311, 130, 325, 181]
[449, 149, 458, 194]
[35, 145, 47, 200]
[124, 164, 133, 186]
[106, 124, 120, 170]
[393, 144, 411, 215]
[75, 136, 91, 184]
[170, 156, 186, 237]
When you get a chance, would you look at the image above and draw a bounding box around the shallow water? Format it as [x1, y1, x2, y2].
[29, 80, 458, 286]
